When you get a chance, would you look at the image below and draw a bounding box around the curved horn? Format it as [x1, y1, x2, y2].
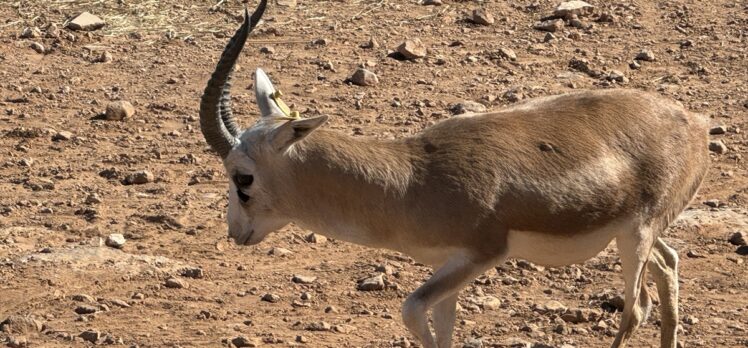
[200, 0, 268, 158]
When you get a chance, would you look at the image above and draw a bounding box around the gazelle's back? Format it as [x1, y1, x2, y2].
[408, 89, 709, 239]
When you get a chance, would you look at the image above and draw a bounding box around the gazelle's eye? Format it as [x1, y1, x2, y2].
[235, 174, 254, 187]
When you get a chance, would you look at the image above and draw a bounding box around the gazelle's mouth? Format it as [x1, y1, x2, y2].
[236, 230, 254, 246]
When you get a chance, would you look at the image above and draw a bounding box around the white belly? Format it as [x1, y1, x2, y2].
[506, 217, 636, 267]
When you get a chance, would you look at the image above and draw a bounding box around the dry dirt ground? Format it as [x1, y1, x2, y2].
[1, 0, 747, 347]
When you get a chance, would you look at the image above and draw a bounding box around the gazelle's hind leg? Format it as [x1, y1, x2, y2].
[648, 238, 679, 348]
[611, 225, 656, 348]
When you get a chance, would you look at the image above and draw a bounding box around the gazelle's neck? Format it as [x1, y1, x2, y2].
[279, 130, 418, 246]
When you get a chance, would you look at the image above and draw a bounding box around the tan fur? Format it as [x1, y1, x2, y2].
[253, 89, 707, 260]
[226, 89, 708, 348]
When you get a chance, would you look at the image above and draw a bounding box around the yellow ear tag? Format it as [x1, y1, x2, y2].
[271, 90, 300, 119]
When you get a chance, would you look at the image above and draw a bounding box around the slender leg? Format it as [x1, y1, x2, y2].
[611, 226, 655, 348]
[433, 293, 458, 348]
[648, 238, 679, 348]
[402, 253, 501, 348]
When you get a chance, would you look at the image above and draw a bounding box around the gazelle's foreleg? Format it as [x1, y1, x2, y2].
[648, 238, 679, 348]
[402, 253, 501, 348]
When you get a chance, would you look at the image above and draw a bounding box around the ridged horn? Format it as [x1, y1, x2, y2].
[199, 0, 267, 158]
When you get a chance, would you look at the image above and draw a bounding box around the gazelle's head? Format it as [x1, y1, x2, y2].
[199, 0, 327, 245]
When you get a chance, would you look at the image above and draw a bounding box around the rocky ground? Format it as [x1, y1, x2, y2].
[1, 0, 747, 347]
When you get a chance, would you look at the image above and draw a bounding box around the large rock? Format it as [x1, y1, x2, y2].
[123, 170, 154, 185]
[0, 315, 44, 334]
[67, 12, 106, 31]
[105, 234, 126, 249]
[357, 274, 385, 291]
[470, 9, 494, 26]
[396, 39, 427, 59]
[554, 1, 594, 19]
[349, 68, 379, 86]
[105, 101, 135, 121]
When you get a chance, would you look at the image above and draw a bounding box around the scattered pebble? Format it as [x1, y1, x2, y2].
[261, 293, 280, 303]
[79, 330, 100, 343]
[104, 234, 125, 249]
[709, 125, 727, 135]
[20, 27, 41, 39]
[728, 231, 747, 246]
[304, 232, 327, 244]
[94, 51, 113, 63]
[708, 140, 727, 154]
[470, 9, 494, 26]
[292, 275, 317, 284]
[123, 170, 154, 185]
[636, 49, 656, 62]
[164, 277, 189, 289]
[534, 19, 564, 32]
[269, 247, 292, 256]
[74, 305, 99, 315]
[554, 1, 594, 19]
[357, 274, 385, 291]
[349, 68, 379, 86]
[231, 336, 260, 347]
[52, 131, 73, 141]
[451, 101, 487, 115]
[396, 38, 427, 59]
[497, 47, 517, 61]
[30, 42, 45, 54]
[67, 12, 106, 31]
[305, 321, 331, 331]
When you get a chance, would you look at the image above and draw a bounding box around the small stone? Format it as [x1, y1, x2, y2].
[124, 170, 154, 185]
[74, 305, 99, 315]
[357, 274, 385, 291]
[474, 296, 501, 310]
[498, 48, 517, 61]
[629, 60, 641, 69]
[396, 38, 427, 59]
[324, 306, 339, 313]
[276, 0, 297, 8]
[105, 234, 125, 249]
[305, 321, 331, 331]
[592, 320, 608, 331]
[607, 70, 628, 83]
[463, 337, 483, 348]
[451, 101, 487, 115]
[296, 335, 308, 343]
[300, 292, 313, 301]
[709, 125, 727, 135]
[52, 131, 73, 141]
[544, 32, 556, 42]
[332, 324, 357, 333]
[683, 315, 699, 325]
[554, 1, 594, 19]
[105, 101, 135, 121]
[30, 42, 45, 54]
[269, 247, 292, 256]
[539, 300, 567, 313]
[67, 12, 106, 31]
[349, 68, 379, 86]
[231, 335, 260, 347]
[729, 232, 747, 246]
[737, 245, 748, 256]
[261, 293, 280, 303]
[470, 9, 494, 26]
[422, 0, 443, 5]
[360, 37, 379, 49]
[0, 316, 44, 333]
[179, 267, 205, 279]
[304, 232, 327, 244]
[534, 19, 564, 32]
[259, 46, 274, 54]
[86, 194, 103, 204]
[687, 250, 705, 258]
[94, 51, 113, 63]
[164, 277, 189, 289]
[110, 299, 130, 308]
[20, 27, 41, 39]
[703, 199, 720, 208]
[79, 330, 100, 343]
[72, 294, 96, 302]
[636, 49, 656, 62]
[292, 275, 317, 284]
[708, 140, 727, 154]
[131, 293, 145, 300]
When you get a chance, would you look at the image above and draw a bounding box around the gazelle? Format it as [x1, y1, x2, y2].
[199, 1, 709, 347]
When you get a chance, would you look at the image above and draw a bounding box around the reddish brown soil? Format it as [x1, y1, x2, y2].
[0, 0, 746, 347]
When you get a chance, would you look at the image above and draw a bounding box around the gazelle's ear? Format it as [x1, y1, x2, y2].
[270, 116, 328, 151]
[254, 68, 285, 117]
